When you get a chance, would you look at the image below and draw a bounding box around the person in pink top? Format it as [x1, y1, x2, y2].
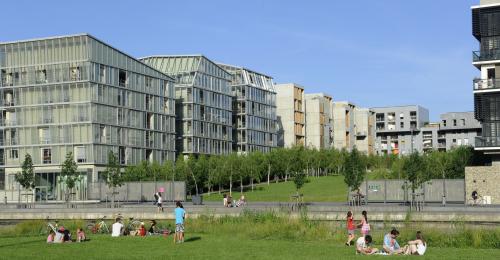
[358, 210, 370, 237]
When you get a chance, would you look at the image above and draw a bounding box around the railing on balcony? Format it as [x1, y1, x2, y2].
[473, 78, 500, 90]
[475, 136, 500, 148]
[473, 50, 500, 62]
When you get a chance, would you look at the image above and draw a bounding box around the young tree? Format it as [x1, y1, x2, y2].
[343, 147, 366, 195]
[15, 153, 35, 204]
[293, 170, 308, 195]
[102, 151, 123, 207]
[402, 152, 431, 205]
[60, 152, 79, 204]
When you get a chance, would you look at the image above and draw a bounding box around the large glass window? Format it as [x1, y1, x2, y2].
[75, 146, 86, 163]
[42, 148, 52, 164]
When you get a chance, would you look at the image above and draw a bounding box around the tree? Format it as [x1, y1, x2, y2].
[293, 170, 308, 194]
[402, 152, 431, 205]
[60, 152, 79, 204]
[103, 151, 123, 207]
[342, 147, 366, 194]
[15, 153, 35, 204]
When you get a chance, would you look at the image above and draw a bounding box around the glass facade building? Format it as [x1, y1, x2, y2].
[472, 1, 500, 151]
[218, 64, 277, 153]
[0, 34, 176, 200]
[140, 55, 233, 156]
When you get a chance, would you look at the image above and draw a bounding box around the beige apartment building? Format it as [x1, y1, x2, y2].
[354, 107, 376, 154]
[275, 83, 305, 147]
[332, 101, 356, 151]
[304, 93, 333, 149]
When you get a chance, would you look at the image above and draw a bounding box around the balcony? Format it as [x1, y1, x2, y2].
[473, 50, 500, 62]
[473, 78, 500, 91]
[475, 136, 500, 148]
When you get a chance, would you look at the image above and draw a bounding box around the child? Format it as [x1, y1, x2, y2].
[345, 211, 355, 246]
[47, 230, 55, 243]
[404, 231, 427, 255]
[76, 227, 86, 242]
[356, 235, 378, 255]
[139, 223, 146, 237]
[174, 201, 186, 243]
[358, 210, 370, 236]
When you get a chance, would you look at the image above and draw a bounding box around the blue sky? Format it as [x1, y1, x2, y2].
[0, 0, 479, 121]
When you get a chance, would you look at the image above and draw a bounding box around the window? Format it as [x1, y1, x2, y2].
[70, 66, 81, 81]
[487, 68, 496, 79]
[119, 70, 127, 87]
[39, 128, 50, 144]
[442, 120, 447, 127]
[99, 65, 106, 83]
[36, 69, 47, 83]
[461, 119, 466, 126]
[42, 148, 51, 164]
[400, 122, 404, 128]
[464, 138, 469, 145]
[9, 149, 18, 159]
[453, 119, 457, 126]
[75, 146, 86, 163]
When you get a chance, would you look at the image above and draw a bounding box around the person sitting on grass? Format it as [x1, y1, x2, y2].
[47, 230, 55, 243]
[139, 223, 146, 237]
[356, 235, 378, 255]
[236, 195, 247, 207]
[383, 229, 404, 255]
[76, 227, 86, 242]
[345, 211, 356, 246]
[148, 220, 158, 235]
[111, 218, 124, 237]
[54, 227, 65, 243]
[174, 201, 186, 244]
[63, 229, 72, 243]
[404, 231, 427, 255]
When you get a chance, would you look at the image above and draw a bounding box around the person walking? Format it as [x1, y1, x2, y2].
[358, 210, 370, 237]
[174, 201, 186, 243]
[157, 192, 163, 212]
[345, 211, 356, 246]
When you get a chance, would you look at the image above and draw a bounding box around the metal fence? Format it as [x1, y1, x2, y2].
[360, 179, 465, 203]
[87, 181, 186, 202]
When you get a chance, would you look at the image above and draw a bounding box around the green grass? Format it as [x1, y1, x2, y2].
[0, 234, 498, 259]
[1, 212, 499, 259]
[203, 175, 348, 202]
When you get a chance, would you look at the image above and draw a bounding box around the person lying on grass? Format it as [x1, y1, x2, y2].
[356, 235, 378, 255]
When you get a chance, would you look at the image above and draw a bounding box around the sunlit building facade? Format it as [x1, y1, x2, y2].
[141, 55, 233, 156]
[0, 34, 176, 201]
[218, 64, 277, 154]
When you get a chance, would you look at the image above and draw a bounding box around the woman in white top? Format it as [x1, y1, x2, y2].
[404, 231, 427, 255]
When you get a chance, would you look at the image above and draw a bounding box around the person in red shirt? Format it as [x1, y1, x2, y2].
[139, 223, 146, 237]
[346, 211, 356, 246]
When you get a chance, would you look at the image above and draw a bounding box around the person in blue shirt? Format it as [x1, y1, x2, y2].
[174, 201, 186, 243]
[383, 229, 404, 254]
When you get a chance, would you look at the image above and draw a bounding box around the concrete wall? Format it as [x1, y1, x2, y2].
[87, 181, 186, 202]
[465, 166, 500, 204]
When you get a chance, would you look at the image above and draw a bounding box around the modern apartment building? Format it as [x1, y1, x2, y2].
[305, 93, 333, 149]
[372, 105, 429, 155]
[332, 101, 356, 151]
[217, 63, 277, 153]
[275, 83, 305, 147]
[353, 107, 376, 154]
[472, 0, 500, 160]
[419, 123, 440, 153]
[438, 112, 482, 151]
[140, 55, 233, 156]
[0, 34, 177, 201]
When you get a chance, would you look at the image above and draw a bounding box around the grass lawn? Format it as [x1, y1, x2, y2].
[203, 175, 348, 202]
[0, 234, 498, 259]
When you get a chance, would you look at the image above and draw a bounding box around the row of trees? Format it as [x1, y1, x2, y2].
[15, 145, 482, 201]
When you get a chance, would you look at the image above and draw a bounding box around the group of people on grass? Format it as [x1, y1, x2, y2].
[347, 210, 427, 256]
[47, 201, 187, 244]
[47, 226, 86, 243]
[223, 194, 247, 207]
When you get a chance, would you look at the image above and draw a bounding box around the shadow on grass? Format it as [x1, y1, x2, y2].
[0, 239, 40, 248]
[184, 236, 201, 243]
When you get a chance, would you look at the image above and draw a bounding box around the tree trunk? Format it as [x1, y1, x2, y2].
[251, 178, 254, 191]
[229, 174, 233, 196]
[218, 183, 221, 195]
[111, 186, 115, 208]
[240, 177, 243, 193]
[267, 164, 271, 186]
